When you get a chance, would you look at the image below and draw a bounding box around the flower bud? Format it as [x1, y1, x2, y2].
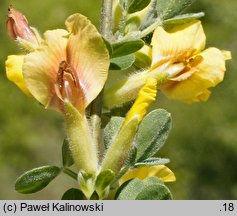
[7, 6, 38, 45]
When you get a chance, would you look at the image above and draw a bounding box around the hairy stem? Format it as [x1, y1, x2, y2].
[100, 0, 113, 40]
[90, 0, 113, 161]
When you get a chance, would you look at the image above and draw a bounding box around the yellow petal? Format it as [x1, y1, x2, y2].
[222, 50, 231, 60]
[23, 29, 68, 108]
[161, 47, 228, 103]
[151, 20, 206, 66]
[196, 47, 227, 86]
[66, 14, 110, 107]
[5, 55, 31, 95]
[170, 67, 198, 81]
[123, 78, 157, 125]
[119, 165, 176, 185]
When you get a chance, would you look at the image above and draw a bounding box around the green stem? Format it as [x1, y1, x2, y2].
[139, 18, 162, 38]
[63, 168, 78, 180]
[90, 0, 113, 161]
[100, 0, 113, 40]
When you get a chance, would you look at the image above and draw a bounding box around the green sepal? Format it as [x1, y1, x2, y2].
[157, 0, 196, 20]
[116, 177, 172, 200]
[62, 138, 74, 167]
[135, 109, 172, 162]
[104, 116, 124, 149]
[95, 170, 115, 199]
[15, 165, 61, 194]
[90, 191, 100, 200]
[163, 12, 205, 26]
[110, 54, 135, 70]
[61, 188, 86, 200]
[134, 157, 170, 167]
[64, 102, 97, 174]
[16, 38, 37, 52]
[112, 39, 144, 58]
[78, 171, 96, 200]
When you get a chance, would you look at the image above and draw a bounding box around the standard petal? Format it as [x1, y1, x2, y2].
[5, 55, 30, 95]
[66, 13, 110, 108]
[119, 165, 176, 185]
[161, 47, 227, 103]
[151, 20, 206, 66]
[23, 29, 68, 108]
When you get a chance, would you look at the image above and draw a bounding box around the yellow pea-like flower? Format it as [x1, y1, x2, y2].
[103, 20, 231, 108]
[6, 13, 110, 113]
[151, 21, 231, 103]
